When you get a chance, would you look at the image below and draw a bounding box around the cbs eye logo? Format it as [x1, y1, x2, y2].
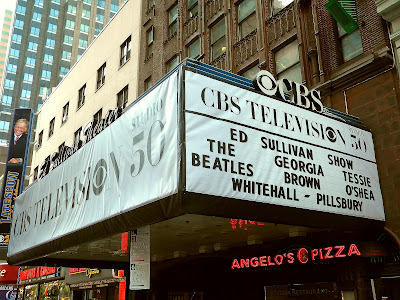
[0, 234, 10, 244]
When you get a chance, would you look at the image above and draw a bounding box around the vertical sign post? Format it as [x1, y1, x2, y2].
[0, 108, 33, 226]
[129, 226, 150, 290]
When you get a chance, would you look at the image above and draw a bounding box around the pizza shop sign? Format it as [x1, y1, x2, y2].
[231, 244, 361, 269]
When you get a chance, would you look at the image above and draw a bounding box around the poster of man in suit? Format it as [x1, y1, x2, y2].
[0, 108, 33, 225]
[8, 118, 29, 164]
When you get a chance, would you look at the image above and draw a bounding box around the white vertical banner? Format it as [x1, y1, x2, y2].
[130, 226, 150, 290]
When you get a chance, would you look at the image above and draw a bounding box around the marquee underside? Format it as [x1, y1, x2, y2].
[7, 193, 384, 268]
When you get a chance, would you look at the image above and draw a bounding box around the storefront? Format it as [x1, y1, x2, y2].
[0, 263, 19, 300]
[7, 60, 395, 299]
[66, 268, 125, 300]
[17, 267, 69, 300]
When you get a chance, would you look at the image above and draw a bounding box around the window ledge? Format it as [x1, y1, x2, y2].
[76, 103, 85, 111]
[119, 58, 130, 70]
[144, 53, 153, 63]
[163, 31, 177, 45]
[317, 47, 393, 92]
[96, 82, 105, 92]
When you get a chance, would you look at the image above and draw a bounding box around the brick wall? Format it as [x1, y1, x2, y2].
[330, 70, 400, 236]
[315, 0, 340, 74]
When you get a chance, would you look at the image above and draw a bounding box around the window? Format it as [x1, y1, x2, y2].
[28, 42, 38, 50]
[238, 0, 256, 39]
[80, 24, 89, 33]
[10, 49, 19, 57]
[146, 27, 154, 57]
[44, 54, 53, 63]
[17, 5, 26, 14]
[187, 0, 198, 18]
[2, 95, 12, 104]
[110, 0, 118, 12]
[187, 38, 200, 59]
[96, 13, 104, 22]
[7, 64, 17, 72]
[241, 64, 259, 80]
[82, 9, 90, 18]
[64, 35, 73, 44]
[21, 89, 31, 99]
[338, 24, 363, 62]
[211, 18, 226, 60]
[23, 73, 33, 82]
[60, 66, 69, 76]
[120, 36, 131, 66]
[67, 5, 76, 13]
[34, 167, 38, 181]
[46, 38, 55, 47]
[148, 0, 155, 9]
[272, 0, 294, 15]
[275, 39, 301, 83]
[168, 4, 178, 36]
[93, 109, 102, 124]
[12, 34, 22, 42]
[50, 8, 59, 17]
[0, 121, 9, 131]
[95, 23, 103, 36]
[166, 56, 179, 72]
[33, 12, 42, 20]
[5, 80, 15, 88]
[78, 84, 86, 108]
[144, 77, 152, 91]
[97, 63, 106, 89]
[48, 23, 57, 32]
[31, 26, 40, 36]
[62, 102, 69, 124]
[66, 20, 75, 29]
[62, 51, 71, 60]
[97, 0, 105, 8]
[117, 85, 129, 109]
[79, 39, 88, 48]
[41, 70, 51, 80]
[74, 127, 82, 144]
[49, 118, 55, 138]
[15, 19, 24, 28]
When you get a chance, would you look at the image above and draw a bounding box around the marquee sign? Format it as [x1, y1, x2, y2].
[8, 72, 179, 259]
[7, 65, 384, 265]
[185, 70, 384, 221]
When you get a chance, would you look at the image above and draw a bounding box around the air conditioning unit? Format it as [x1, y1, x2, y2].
[325, 0, 358, 34]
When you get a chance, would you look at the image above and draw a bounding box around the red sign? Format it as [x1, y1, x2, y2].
[68, 268, 87, 275]
[18, 267, 57, 281]
[230, 219, 264, 230]
[231, 244, 361, 269]
[0, 264, 19, 283]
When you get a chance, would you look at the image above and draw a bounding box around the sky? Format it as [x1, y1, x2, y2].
[0, 0, 17, 31]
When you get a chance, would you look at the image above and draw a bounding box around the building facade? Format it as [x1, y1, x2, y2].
[0, 0, 128, 187]
[0, 10, 14, 91]
[8, 0, 400, 300]
[30, 0, 140, 181]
